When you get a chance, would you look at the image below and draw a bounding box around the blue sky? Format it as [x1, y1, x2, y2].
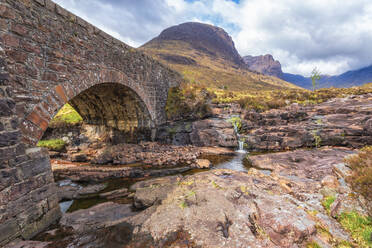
[54, 0, 372, 76]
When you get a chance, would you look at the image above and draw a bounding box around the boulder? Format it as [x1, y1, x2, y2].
[321, 175, 339, 189]
[70, 152, 87, 162]
[131, 176, 181, 209]
[195, 159, 212, 169]
[60, 202, 135, 233]
[99, 188, 129, 200]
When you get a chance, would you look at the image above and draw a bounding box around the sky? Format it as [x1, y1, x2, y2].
[54, 0, 372, 76]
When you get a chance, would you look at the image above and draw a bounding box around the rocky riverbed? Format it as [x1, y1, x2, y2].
[6, 146, 372, 248]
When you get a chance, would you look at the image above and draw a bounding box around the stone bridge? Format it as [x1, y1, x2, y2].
[0, 0, 181, 245]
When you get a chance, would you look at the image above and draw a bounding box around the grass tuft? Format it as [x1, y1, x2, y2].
[306, 241, 321, 248]
[322, 195, 336, 212]
[338, 211, 372, 247]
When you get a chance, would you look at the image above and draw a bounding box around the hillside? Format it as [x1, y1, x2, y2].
[140, 22, 299, 91]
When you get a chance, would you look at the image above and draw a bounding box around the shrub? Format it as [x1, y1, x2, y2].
[344, 146, 372, 216]
[166, 84, 213, 121]
[227, 116, 242, 132]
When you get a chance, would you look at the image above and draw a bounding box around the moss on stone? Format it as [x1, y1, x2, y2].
[37, 139, 66, 152]
[322, 195, 335, 213]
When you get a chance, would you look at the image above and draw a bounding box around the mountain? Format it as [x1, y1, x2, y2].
[243, 54, 372, 89]
[281, 73, 312, 89]
[140, 22, 299, 91]
[243, 54, 283, 78]
[282, 65, 372, 89]
[318, 65, 372, 88]
[153, 22, 244, 66]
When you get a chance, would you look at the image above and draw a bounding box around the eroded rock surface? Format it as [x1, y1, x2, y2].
[156, 94, 372, 150]
[60, 202, 135, 234]
[242, 94, 372, 151]
[33, 148, 370, 247]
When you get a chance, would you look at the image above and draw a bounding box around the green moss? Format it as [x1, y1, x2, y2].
[338, 211, 372, 247]
[322, 195, 335, 212]
[336, 240, 353, 248]
[49, 103, 82, 127]
[306, 241, 321, 248]
[179, 200, 187, 209]
[211, 180, 222, 189]
[37, 139, 66, 151]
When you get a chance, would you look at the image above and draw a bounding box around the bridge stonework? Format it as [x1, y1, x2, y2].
[0, 0, 181, 245]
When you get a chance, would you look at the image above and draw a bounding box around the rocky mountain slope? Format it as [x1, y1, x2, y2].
[243, 54, 283, 78]
[243, 54, 372, 89]
[140, 22, 299, 91]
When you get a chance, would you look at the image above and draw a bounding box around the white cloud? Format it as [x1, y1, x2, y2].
[53, 0, 372, 76]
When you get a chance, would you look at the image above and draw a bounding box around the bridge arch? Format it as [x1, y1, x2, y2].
[0, 0, 181, 245]
[22, 69, 157, 145]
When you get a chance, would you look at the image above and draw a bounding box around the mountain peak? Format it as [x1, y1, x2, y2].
[243, 54, 283, 78]
[144, 22, 244, 66]
[140, 22, 299, 91]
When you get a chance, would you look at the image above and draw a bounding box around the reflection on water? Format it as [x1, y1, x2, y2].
[213, 152, 249, 172]
[66, 197, 107, 213]
[63, 178, 143, 213]
[60, 200, 73, 213]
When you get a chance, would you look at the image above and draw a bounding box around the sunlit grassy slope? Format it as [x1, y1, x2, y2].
[49, 103, 82, 128]
[140, 40, 300, 91]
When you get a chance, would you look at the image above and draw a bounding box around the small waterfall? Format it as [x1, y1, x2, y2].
[233, 123, 239, 134]
[238, 140, 245, 152]
[231, 118, 246, 153]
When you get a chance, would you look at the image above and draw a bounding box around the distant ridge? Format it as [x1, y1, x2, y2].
[243, 53, 372, 89]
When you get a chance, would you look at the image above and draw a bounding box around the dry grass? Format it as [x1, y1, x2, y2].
[141, 39, 299, 92]
[166, 83, 213, 121]
[344, 146, 372, 215]
[213, 85, 372, 112]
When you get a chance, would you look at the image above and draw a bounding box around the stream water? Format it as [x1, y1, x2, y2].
[58, 149, 253, 213]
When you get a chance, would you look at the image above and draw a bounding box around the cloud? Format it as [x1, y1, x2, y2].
[54, 0, 372, 76]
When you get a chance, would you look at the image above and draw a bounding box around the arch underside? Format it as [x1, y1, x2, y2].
[68, 83, 154, 143]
